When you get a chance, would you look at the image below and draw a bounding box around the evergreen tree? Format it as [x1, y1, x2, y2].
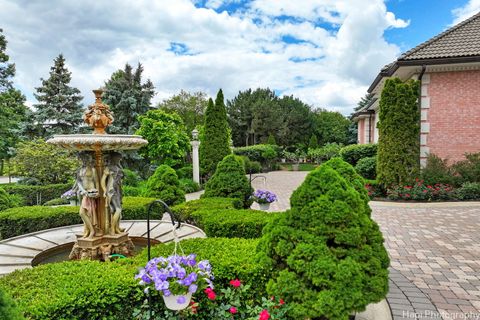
[266, 133, 276, 145]
[0, 28, 15, 93]
[200, 89, 231, 178]
[33, 54, 84, 137]
[308, 134, 318, 149]
[377, 78, 420, 186]
[103, 63, 155, 134]
[0, 28, 29, 175]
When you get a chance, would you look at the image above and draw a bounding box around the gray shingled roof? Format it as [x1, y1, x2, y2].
[399, 11, 480, 61]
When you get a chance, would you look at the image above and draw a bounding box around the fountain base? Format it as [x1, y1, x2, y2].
[69, 233, 134, 261]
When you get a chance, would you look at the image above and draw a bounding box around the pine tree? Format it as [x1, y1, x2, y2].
[200, 89, 232, 178]
[103, 63, 155, 134]
[33, 54, 84, 137]
[0, 28, 15, 93]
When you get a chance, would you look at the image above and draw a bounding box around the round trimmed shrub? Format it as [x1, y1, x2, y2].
[339, 144, 377, 166]
[145, 165, 185, 206]
[0, 287, 24, 320]
[202, 155, 253, 208]
[258, 163, 389, 319]
[179, 178, 200, 193]
[355, 156, 377, 180]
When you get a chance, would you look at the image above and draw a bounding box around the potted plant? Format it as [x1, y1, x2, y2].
[61, 189, 77, 206]
[252, 189, 277, 210]
[135, 254, 214, 311]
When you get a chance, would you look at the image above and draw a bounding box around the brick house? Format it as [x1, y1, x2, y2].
[354, 12, 480, 166]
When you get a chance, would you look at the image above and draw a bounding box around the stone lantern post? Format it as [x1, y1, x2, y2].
[191, 129, 200, 184]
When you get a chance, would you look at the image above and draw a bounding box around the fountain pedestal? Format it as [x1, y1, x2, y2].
[47, 89, 147, 261]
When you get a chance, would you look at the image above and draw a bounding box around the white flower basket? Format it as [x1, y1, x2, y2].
[162, 292, 192, 310]
[258, 203, 270, 211]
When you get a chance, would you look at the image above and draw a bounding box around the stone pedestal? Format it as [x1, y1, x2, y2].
[191, 140, 200, 184]
[69, 232, 134, 261]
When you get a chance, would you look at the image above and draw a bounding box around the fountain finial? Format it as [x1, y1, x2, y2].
[84, 89, 114, 134]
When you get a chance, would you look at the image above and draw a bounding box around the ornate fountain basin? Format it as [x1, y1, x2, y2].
[47, 134, 147, 151]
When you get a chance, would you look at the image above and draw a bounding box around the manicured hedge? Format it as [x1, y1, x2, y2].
[0, 238, 265, 320]
[233, 144, 280, 164]
[171, 197, 241, 222]
[0, 286, 24, 320]
[0, 197, 155, 240]
[190, 208, 280, 239]
[339, 143, 377, 166]
[2, 183, 71, 206]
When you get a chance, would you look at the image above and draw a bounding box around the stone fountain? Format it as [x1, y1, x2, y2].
[47, 89, 147, 261]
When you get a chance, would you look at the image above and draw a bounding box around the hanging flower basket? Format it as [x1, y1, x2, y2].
[135, 254, 214, 311]
[252, 190, 277, 211]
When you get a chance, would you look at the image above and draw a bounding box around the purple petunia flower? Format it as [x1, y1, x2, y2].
[176, 296, 186, 304]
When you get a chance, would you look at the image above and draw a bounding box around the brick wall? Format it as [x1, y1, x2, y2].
[427, 70, 480, 163]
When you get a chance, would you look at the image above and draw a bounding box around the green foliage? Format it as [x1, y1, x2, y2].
[179, 178, 200, 193]
[377, 78, 420, 186]
[103, 63, 155, 134]
[455, 182, 480, 200]
[421, 154, 455, 186]
[266, 133, 276, 145]
[33, 54, 84, 137]
[233, 144, 279, 166]
[453, 152, 480, 184]
[190, 208, 279, 238]
[0, 197, 155, 239]
[277, 95, 314, 147]
[2, 182, 71, 206]
[0, 28, 16, 92]
[202, 155, 253, 208]
[307, 143, 342, 163]
[171, 197, 241, 222]
[312, 109, 351, 145]
[158, 90, 207, 134]
[0, 286, 24, 320]
[258, 162, 389, 319]
[42, 198, 70, 206]
[365, 180, 385, 199]
[387, 181, 454, 201]
[339, 143, 377, 166]
[200, 90, 232, 177]
[241, 156, 262, 174]
[136, 109, 190, 166]
[11, 139, 78, 185]
[176, 165, 193, 179]
[0, 89, 28, 163]
[123, 169, 142, 187]
[0, 238, 266, 320]
[308, 134, 318, 149]
[355, 156, 377, 180]
[0, 187, 19, 212]
[145, 165, 185, 205]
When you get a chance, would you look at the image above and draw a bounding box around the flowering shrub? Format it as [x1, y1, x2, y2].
[134, 277, 289, 319]
[387, 179, 455, 201]
[135, 254, 214, 303]
[60, 189, 76, 200]
[252, 190, 277, 204]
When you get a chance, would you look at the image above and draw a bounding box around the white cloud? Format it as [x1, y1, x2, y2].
[0, 0, 408, 114]
[452, 0, 480, 25]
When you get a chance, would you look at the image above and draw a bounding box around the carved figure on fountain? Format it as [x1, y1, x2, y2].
[101, 152, 124, 235]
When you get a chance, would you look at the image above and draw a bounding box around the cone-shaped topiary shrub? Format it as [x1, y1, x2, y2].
[202, 155, 253, 208]
[145, 165, 185, 206]
[0, 287, 24, 320]
[258, 161, 389, 320]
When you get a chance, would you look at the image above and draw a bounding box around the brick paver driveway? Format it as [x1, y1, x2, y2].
[372, 202, 480, 318]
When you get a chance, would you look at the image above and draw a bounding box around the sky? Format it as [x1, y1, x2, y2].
[0, 0, 479, 115]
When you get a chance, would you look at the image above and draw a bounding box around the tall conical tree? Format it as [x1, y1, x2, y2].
[200, 89, 232, 178]
[0, 28, 15, 93]
[103, 62, 155, 134]
[33, 54, 84, 137]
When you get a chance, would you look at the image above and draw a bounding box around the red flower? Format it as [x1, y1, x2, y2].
[259, 309, 270, 320]
[204, 288, 216, 300]
[279, 299, 285, 305]
[229, 307, 238, 314]
[229, 279, 242, 288]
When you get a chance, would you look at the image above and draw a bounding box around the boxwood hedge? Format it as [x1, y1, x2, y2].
[2, 183, 71, 206]
[0, 197, 155, 240]
[0, 238, 265, 320]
